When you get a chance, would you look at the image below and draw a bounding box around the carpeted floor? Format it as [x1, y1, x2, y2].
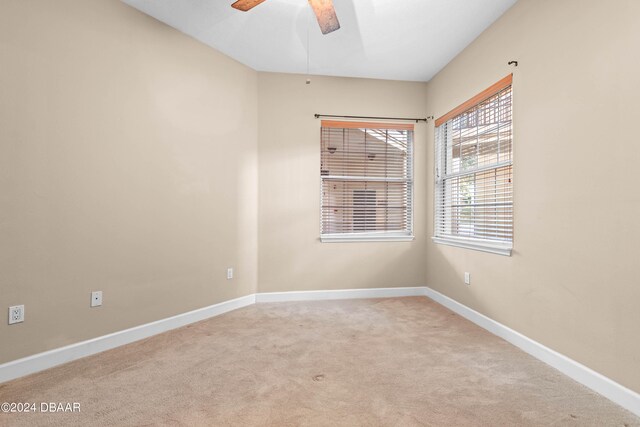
[0, 297, 638, 426]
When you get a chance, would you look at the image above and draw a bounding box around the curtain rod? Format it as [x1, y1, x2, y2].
[314, 114, 430, 123]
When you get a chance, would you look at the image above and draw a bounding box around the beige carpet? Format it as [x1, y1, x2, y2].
[0, 297, 637, 426]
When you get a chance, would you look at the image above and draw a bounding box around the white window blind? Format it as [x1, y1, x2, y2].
[434, 75, 513, 255]
[320, 121, 414, 242]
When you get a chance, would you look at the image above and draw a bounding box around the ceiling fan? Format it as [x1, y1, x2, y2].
[231, 0, 341, 35]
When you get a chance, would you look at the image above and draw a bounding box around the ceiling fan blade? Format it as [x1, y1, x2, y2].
[231, 0, 267, 12]
[308, 0, 340, 35]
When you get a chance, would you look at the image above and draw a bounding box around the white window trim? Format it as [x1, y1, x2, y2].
[322, 232, 415, 243]
[431, 235, 512, 256]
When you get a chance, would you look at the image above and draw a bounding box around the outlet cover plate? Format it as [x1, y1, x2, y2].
[9, 305, 24, 324]
[91, 291, 103, 307]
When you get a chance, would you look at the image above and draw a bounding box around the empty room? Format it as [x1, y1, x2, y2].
[1, 0, 639, 425]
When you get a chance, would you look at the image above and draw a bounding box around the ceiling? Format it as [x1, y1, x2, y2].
[122, 0, 517, 82]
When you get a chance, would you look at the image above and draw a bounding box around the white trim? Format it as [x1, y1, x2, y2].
[0, 294, 255, 384]
[321, 233, 414, 243]
[256, 287, 427, 303]
[422, 286, 640, 417]
[432, 236, 512, 256]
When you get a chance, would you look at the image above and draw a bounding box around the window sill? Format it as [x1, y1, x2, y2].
[321, 233, 415, 243]
[431, 236, 512, 256]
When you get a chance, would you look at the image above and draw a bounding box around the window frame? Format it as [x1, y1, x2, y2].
[432, 74, 514, 256]
[319, 121, 415, 243]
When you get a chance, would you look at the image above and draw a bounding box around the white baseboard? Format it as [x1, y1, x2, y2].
[0, 294, 255, 384]
[1, 286, 638, 418]
[255, 286, 427, 303]
[422, 286, 640, 418]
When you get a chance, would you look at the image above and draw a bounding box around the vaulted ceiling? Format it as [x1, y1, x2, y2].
[122, 0, 517, 82]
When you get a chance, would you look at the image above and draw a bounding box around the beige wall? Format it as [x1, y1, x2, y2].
[0, 0, 258, 363]
[257, 73, 428, 293]
[425, 0, 640, 393]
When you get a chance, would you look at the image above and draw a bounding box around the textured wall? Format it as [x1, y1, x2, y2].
[425, 0, 640, 393]
[0, 0, 259, 363]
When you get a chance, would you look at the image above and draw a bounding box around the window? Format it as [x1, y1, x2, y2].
[433, 75, 513, 256]
[320, 121, 414, 242]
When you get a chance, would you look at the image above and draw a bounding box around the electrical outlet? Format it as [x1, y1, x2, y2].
[91, 291, 103, 307]
[227, 267, 233, 280]
[464, 272, 471, 285]
[9, 305, 24, 325]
